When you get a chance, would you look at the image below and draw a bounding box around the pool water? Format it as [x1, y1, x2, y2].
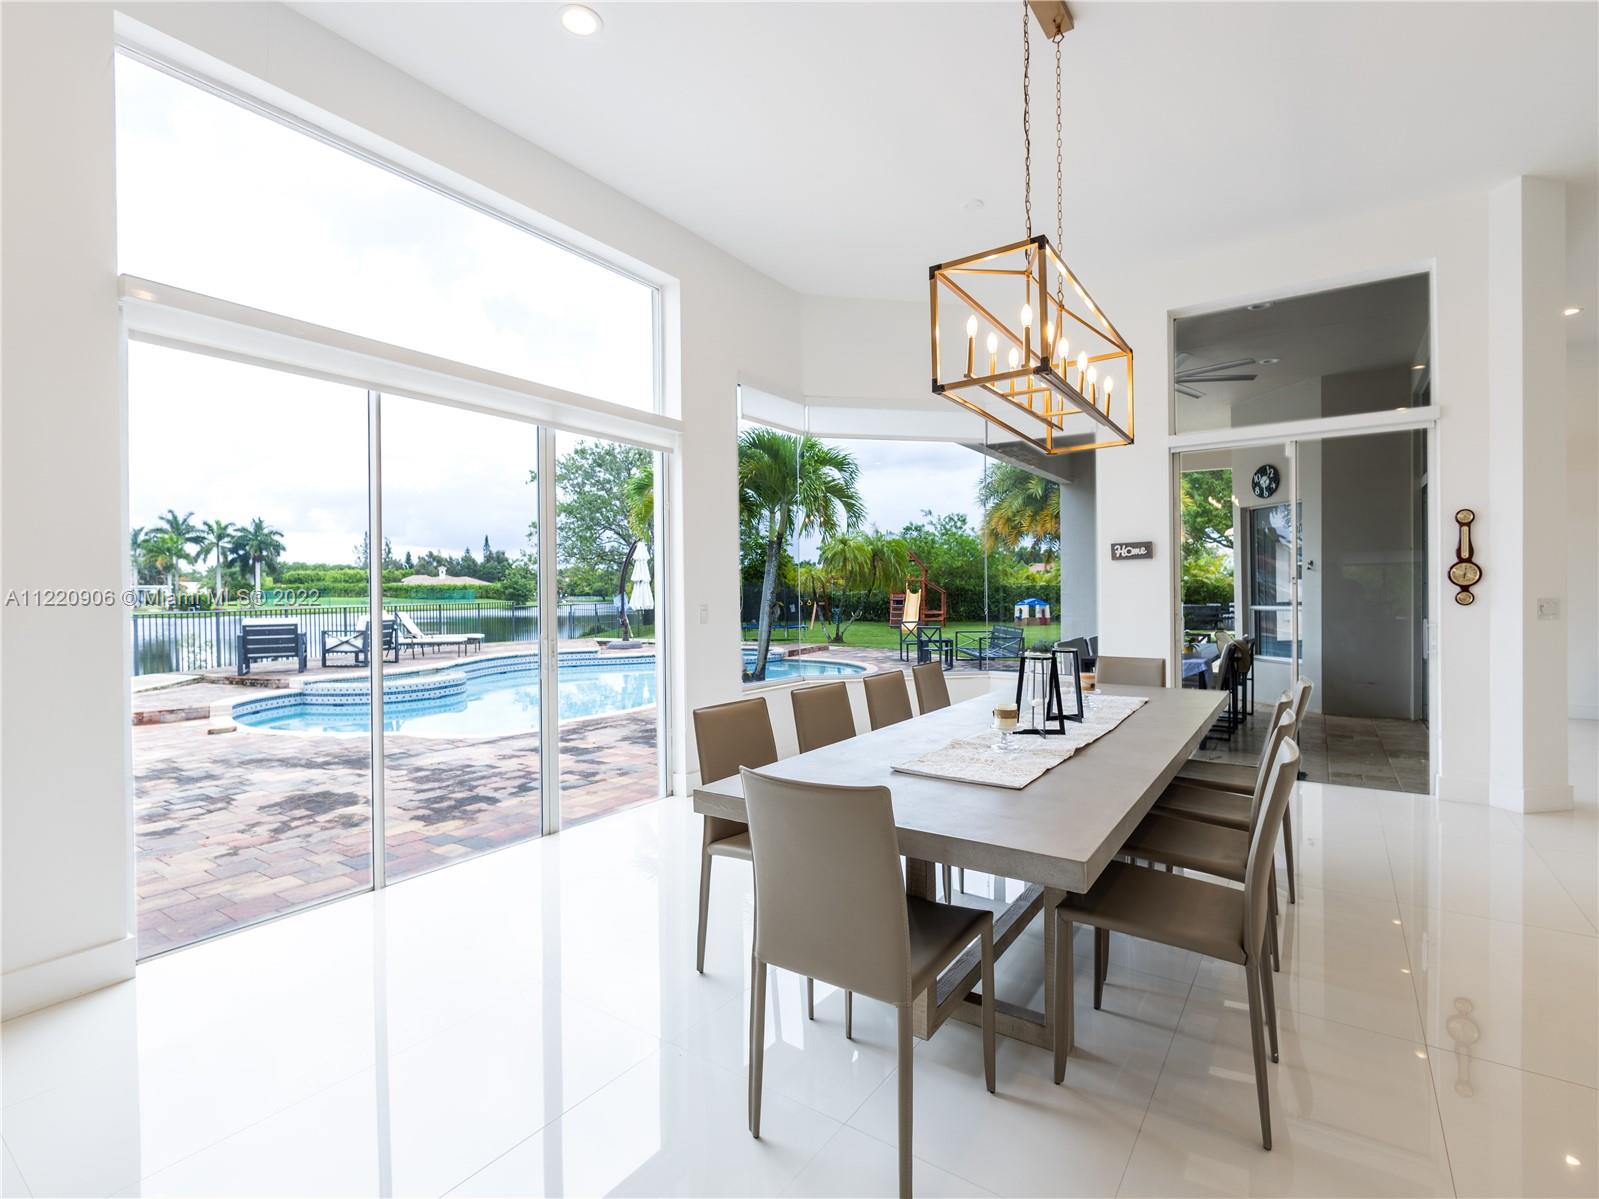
[237, 652, 864, 736]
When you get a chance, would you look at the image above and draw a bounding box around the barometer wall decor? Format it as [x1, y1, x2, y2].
[1449, 509, 1481, 605]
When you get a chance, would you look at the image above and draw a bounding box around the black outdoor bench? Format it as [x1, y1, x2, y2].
[236, 620, 307, 675]
[953, 624, 1024, 667]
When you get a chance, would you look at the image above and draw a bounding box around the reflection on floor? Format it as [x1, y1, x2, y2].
[4, 728, 1593, 1198]
[1190, 705, 1431, 793]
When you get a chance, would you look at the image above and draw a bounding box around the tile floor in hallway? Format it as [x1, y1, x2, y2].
[3, 727, 1595, 1198]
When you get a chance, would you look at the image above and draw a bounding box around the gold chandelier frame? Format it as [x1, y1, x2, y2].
[929, 233, 1133, 455]
[927, 0, 1133, 456]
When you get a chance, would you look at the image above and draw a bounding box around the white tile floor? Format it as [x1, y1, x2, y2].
[2, 726, 1595, 1198]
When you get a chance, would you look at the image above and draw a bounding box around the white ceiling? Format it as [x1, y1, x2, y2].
[297, 1, 1598, 310]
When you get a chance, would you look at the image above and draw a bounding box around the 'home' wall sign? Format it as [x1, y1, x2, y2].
[1109, 541, 1154, 561]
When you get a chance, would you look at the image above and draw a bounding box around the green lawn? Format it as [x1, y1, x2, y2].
[741, 618, 1061, 651]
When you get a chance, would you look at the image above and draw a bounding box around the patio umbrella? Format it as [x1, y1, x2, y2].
[628, 543, 654, 611]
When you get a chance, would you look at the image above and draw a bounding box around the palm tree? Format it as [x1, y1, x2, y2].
[739, 429, 864, 678]
[197, 519, 236, 601]
[230, 518, 286, 594]
[979, 464, 1060, 560]
[819, 529, 910, 642]
[130, 526, 147, 584]
[141, 530, 191, 597]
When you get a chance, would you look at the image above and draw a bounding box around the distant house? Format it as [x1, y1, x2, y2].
[401, 569, 490, 586]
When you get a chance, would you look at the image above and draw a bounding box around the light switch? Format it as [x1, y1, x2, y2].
[1537, 597, 1561, 621]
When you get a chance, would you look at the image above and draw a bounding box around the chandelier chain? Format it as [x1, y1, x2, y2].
[1054, 33, 1064, 254]
[1022, 0, 1032, 238]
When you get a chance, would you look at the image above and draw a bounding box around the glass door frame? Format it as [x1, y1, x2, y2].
[1168, 409, 1439, 706]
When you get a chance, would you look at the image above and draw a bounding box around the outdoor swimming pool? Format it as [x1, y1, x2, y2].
[235, 650, 865, 736]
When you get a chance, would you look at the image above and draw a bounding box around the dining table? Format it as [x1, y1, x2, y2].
[693, 679, 1229, 1052]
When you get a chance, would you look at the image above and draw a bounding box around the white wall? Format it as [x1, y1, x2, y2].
[1089, 190, 1498, 806]
[1, 3, 137, 1020]
[1, 0, 806, 1016]
[1570, 341, 1598, 720]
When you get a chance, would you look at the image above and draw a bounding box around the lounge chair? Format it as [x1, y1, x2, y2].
[394, 610, 484, 657]
[237, 619, 306, 675]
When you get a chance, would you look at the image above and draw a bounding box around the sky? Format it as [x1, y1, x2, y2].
[119, 54, 987, 571]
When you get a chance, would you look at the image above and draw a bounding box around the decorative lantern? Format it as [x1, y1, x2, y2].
[1014, 650, 1066, 736]
[1050, 645, 1086, 722]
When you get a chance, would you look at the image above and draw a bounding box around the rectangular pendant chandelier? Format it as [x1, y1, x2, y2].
[929, 234, 1133, 455]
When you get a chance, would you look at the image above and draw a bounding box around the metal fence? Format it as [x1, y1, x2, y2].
[131, 599, 656, 675]
[1181, 602, 1236, 632]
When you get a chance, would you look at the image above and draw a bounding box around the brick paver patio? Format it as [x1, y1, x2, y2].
[135, 686, 660, 957]
[133, 641, 959, 956]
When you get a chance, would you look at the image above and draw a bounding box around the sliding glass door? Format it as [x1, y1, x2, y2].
[379, 398, 543, 882]
[1176, 429, 1430, 792]
[553, 432, 665, 826]
[130, 362, 670, 957]
[128, 343, 375, 955]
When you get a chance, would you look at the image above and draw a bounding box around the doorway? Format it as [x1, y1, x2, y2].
[1175, 430, 1430, 792]
[1169, 273, 1434, 793]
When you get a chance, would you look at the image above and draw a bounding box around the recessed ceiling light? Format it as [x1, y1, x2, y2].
[1565, 306, 1584, 317]
[1246, 301, 1274, 311]
[1566, 1155, 1583, 1167]
[1412, 363, 1427, 371]
[1258, 357, 1280, 365]
[560, 5, 602, 36]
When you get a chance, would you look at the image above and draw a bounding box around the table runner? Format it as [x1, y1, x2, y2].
[891, 692, 1149, 790]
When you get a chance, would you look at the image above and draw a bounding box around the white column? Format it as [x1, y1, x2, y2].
[1486, 177, 1571, 812]
[1058, 451, 1098, 641]
[1, 3, 135, 1017]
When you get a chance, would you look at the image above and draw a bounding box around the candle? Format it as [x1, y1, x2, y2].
[1020, 304, 1033, 362]
[1087, 365, 1098, 405]
[1056, 337, 1069, 375]
[1007, 347, 1020, 394]
[1076, 351, 1088, 391]
[1103, 375, 1115, 412]
[986, 332, 998, 376]
[964, 315, 977, 377]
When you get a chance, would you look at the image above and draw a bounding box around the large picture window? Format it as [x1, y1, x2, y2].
[735, 425, 1064, 683]
[115, 53, 657, 411]
[120, 52, 667, 958]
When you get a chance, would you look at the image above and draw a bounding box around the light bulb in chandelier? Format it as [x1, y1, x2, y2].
[1076, 351, 1088, 387]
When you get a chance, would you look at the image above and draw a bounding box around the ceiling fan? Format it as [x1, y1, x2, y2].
[1173, 355, 1261, 400]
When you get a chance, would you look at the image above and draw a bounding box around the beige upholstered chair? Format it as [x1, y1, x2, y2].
[691, 698, 778, 975]
[1116, 706, 1297, 975]
[1054, 738, 1301, 1150]
[694, 698, 824, 1016]
[741, 768, 996, 1197]
[791, 680, 857, 753]
[1168, 679, 1311, 903]
[1095, 655, 1167, 687]
[912, 661, 952, 713]
[863, 670, 915, 730]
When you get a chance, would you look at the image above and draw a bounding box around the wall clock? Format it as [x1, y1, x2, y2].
[1250, 463, 1281, 499]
